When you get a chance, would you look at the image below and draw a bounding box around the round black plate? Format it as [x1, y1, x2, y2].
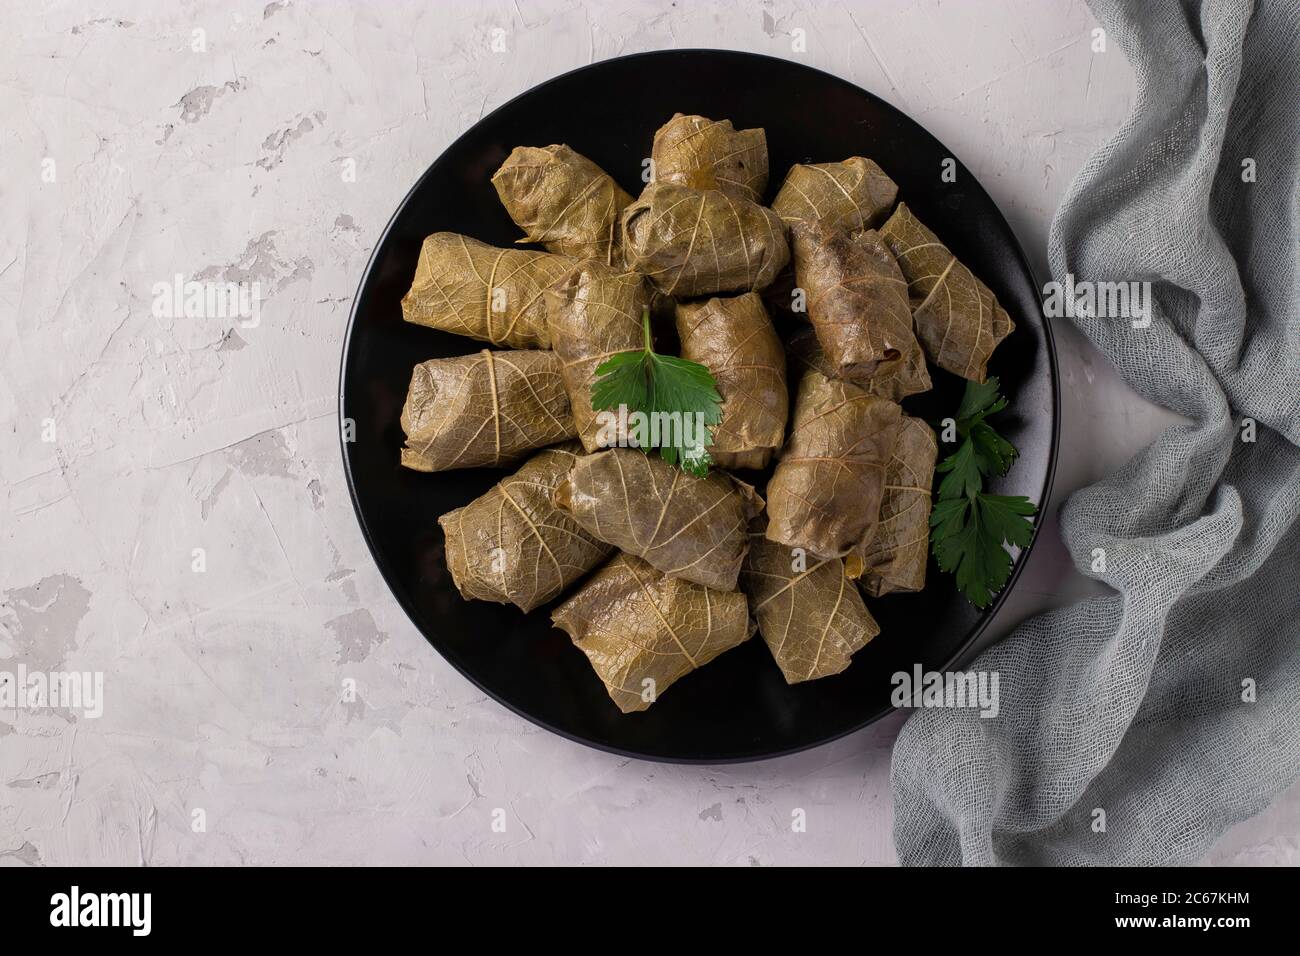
[340, 50, 1058, 763]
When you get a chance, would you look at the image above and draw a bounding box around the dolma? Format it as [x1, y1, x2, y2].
[546, 260, 651, 452]
[674, 293, 788, 470]
[554, 448, 762, 591]
[491, 145, 633, 265]
[400, 349, 576, 472]
[438, 445, 615, 612]
[879, 202, 1015, 382]
[771, 156, 898, 233]
[650, 113, 768, 203]
[790, 222, 930, 399]
[846, 416, 938, 596]
[552, 553, 752, 713]
[786, 324, 930, 404]
[401, 233, 573, 348]
[741, 520, 879, 683]
[621, 182, 790, 297]
[765, 370, 903, 559]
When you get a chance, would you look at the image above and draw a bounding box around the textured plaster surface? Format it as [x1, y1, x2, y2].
[1, 0, 1295, 866]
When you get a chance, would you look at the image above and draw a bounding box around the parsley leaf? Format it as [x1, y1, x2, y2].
[930, 377, 1038, 608]
[590, 349, 650, 414]
[930, 494, 1037, 608]
[936, 438, 981, 500]
[970, 420, 1018, 477]
[954, 376, 1007, 422]
[590, 309, 723, 477]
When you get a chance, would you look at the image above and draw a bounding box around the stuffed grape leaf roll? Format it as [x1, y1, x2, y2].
[765, 370, 903, 559]
[401, 233, 574, 349]
[880, 202, 1014, 382]
[621, 182, 790, 297]
[552, 553, 752, 713]
[491, 145, 633, 266]
[554, 448, 762, 591]
[789, 222, 931, 399]
[651, 113, 768, 203]
[846, 416, 938, 596]
[674, 294, 788, 470]
[741, 519, 880, 683]
[546, 260, 652, 452]
[400, 349, 576, 472]
[438, 445, 614, 611]
[772, 157, 898, 233]
[786, 324, 930, 404]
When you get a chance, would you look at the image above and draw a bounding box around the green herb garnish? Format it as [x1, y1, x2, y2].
[929, 376, 1038, 608]
[590, 309, 723, 477]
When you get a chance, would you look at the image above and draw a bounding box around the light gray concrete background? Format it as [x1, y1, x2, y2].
[2, 0, 1296, 865]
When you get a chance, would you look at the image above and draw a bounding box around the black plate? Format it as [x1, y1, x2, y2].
[340, 50, 1058, 763]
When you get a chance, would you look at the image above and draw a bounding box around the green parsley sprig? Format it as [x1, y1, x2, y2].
[590, 309, 723, 477]
[929, 377, 1038, 608]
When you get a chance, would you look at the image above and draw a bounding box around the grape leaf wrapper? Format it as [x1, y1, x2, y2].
[553, 447, 763, 591]
[675, 293, 788, 470]
[546, 260, 652, 452]
[651, 113, 768, 203]
[765, 369, 904, 559]
[492, 144, 633, 266]
[789, 223, 931, 398]
[401, 232, 574, 348]
[848, 416, 938, 596]
[741, 520, 879, 683]
[438, 444, 614, 611]
[552, 553, 752, 713]
[399, 349, 576, 472]
[621, 182, 790, 298]
[880, 202, 1015, 382]
[772, 156, 898, 233]
[785, 324, 930, 403]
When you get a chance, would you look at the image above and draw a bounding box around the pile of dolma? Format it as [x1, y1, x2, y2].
[396, 113, 1015, 713]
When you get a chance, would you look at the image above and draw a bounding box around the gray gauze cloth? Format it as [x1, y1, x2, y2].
[891, 0, 1300, 865]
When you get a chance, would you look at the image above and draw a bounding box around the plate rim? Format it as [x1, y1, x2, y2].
[338, 48, 1061, 765]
